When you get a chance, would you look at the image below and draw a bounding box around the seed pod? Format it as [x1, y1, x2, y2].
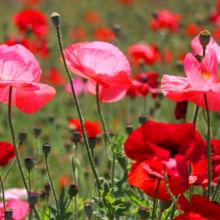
[139, 115, 147, 125]
[18, 130, 27, 144]
[50, 12, 60, 27]
[27, 192, 39, 208]
[84, 202, 93, 219]
[125, 124, 133, 135]
[159, 199, 172, 211]
[68, 184, 79, 197]
[44, 183, 51, 193]
[4, 208, 13, 220]
[24, 157, 34, 171]
[138, 206, 150, 218]
[42, 143, 51, 156]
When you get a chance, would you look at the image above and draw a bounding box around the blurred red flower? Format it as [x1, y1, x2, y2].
[117, 0, 135, 5]
[32, 38, 50, 59]
[12, 9, 48, 37]
[124, 121, 205, 188]
[59, 175, 72, 192]
[174, 213, 210, 220]
[70, 26, 87, 42]
[44, 67, 66, 86]
[84, 11, 101, 25]
[20, 0, 43, 5]
[174, 100, 188, 120]
[185, 23, 200, 37]
[126, 81, 142, 97]
[94, 27, 116, 42]
[213, 28, 220, 41]
[0, 142, 15, 166]
[208, 9, 220, 26]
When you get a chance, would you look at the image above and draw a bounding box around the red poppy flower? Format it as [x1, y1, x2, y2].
[20, 0, 43, 5]
[124, 121, 206, 188]
[175, 100, 188, 120]
[12, 9, 48, 37]
[84, 11, 101, 25]
[126, 81, 142, 97]
[208, 9, 220, 26]
[150, 10, 181, 33]
[128, 159, 196, 200]
[185, 23, 200, 37]
[46, 67, 66, 86]
[94, 27, 116, 42]
[213, 28, 220, 41]
[70, 26, 87, 42]
[0, 142, 15, 166]
[178, 52, 187, 62]
[59, 175, 72, 192]
[174, 213, 210, 220]
[128, 44, 158, 67]
[117, 0, 135, 5]
[31, 38, 50, 59]
[177, 194, 220, 220]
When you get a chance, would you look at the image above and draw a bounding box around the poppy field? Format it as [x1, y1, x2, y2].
[1, 0, 220, 219]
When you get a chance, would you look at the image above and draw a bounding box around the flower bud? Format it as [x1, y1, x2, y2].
[24, 157, 34, 171]
[138, 206, 150, 218]
[68, 184, 79, 197]
[18, 130, 27, 144]
[125, 124, 133, 135]
[84, 202, 93, 219]
[159, 199, 172, 211]
[175, 60, 184, 71]
[117, 155, 128, 170]
[111, 24, 121, 38]
[27, 192, 39, 208]
[88, 137, 97, 150]
[199, 30, 211, 48]
[139, 115, 147, 125]
[73, 131, 80, 142]
[4, 208, 13, 220]
[44, 183, 51, 193]
[42, 143, 51, 156]
[50, 12, 60, 27]
[64, 140, 72, 153]
[48, 113, 55, 123]
[33, 125, 42, 138]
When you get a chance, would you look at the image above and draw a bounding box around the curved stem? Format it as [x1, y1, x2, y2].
[192, 105, 199, 126]
[45, 155, 61, 220]
[169, 203, 176, 220]
[65, 197, 72, 210]
[163, 165, 180, 214]
[0, 174, 5, 210]
[204, 94, 211, 199]
[211, 177, 220, 201]
[28, 171, 31, 192]
[152, 179, 161, 220]
[55, 26, 102, 191]
[157, 211, 163, 220]
[96, 83, 111, 144]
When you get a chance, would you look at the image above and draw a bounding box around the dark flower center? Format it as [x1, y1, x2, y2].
[158, 140, 179, 158]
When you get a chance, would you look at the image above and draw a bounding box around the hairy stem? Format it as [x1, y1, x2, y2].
[152, 179, 161, 220]
[0, 174, 5, 210]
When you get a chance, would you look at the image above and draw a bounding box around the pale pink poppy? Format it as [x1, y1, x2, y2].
[191, 35, 220, 63]
[0, 199, 29, 220]
[0, 44, 56, 114]
[65, 78, 84, 96]
[1, 188, 27, 200]
[62, 41, 132, 102]
[161, 49, 220, 111]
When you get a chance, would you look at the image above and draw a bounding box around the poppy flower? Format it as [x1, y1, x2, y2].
[70, 26, 87, 42]
[175, 100, 188, 120]
[65, 78, 84, 96]
[20, 0, 43, 5]
[0, 44, 56, 114]
[126, 81, 142, 98]
[84, 11, 101, 25]
[213, 28, 220, 41]
[59, 175, 72, 192]
[150, 10, 181, 33]
[94, 27, 116, 42]
[62, 41, 132, 102]
[178, 52, 187, 62]
[177, 194, 220, 220]
[45, 67, 66, 86]
[0, 199, 29, 220]
[0, 142, 15, 166]
[3, 188, 27, 200]
[128, 159, 196, 200]
[161, 49, 220, 111]
[208, 9, 220, 26]
[117, 0, 135, 5]
[185, 23, 200, 37]
[31, 38, 50, 59]
[124, 121, 205, 188]
[128, 44, 158, 67]
[12, 9, 48, 37]
[174, 213, 210, 220]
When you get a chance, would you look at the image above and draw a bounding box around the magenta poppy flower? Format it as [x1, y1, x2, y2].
[0, 142, 15, 166]
[161, 49, 220, 110]
[191, 34, 220, 63]
[65, 78, 84, 96]
[0, 44, 55, 114]
[62, 41, 132, 102]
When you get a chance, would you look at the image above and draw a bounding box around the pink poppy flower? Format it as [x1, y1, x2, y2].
[0, 44, 55, 114]
[161, 49, 220, 110]
[1, 188, 27, 200]
[65, 78, 84, 96]
[62, 41, 132, 102]
[0, 199, 29, 220]
[191, 34, 220, 63]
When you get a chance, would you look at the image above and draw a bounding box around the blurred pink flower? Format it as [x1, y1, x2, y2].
[65, 78, 84, 96]
[1, 188, 27, 200]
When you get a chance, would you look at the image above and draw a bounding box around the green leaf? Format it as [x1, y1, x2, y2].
[93, 196, 105, 208]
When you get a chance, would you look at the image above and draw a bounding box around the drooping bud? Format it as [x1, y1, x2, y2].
[138, 206, 150, 219]
[18, 130, 27, 144]
[159, 199, 172, 211]
[84, 202, 93, 219]
[88, 137, 97, 150]
[27, 192, 39, 208]
[24, 157, 34, 171]
[50, 12, 60, 27]
[4, 208, 13, 220]
[199, 30, 211, 48]
[44, 183, 51, 193]
[139, 115, 147, 125]
[125, 124, 133, 135]
[68, 184, 79, 197]
[42, 143, 51, 156]
[33, 125, 42, 138]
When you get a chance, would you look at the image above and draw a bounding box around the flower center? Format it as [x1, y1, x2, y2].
[199, 68, 211, 81]
[0, 74, 8, 81]
[158, 140, 178, 158]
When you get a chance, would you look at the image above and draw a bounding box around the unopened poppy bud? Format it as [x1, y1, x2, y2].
[139, 115, 147, 125]
[84, 202, 93, 219]
[27, 192, 39, 208]
[51, 12, 60, 27]
[44, 183, 51, 193]
[199, 30, 211, 48]
[68, 184, 79, 197]
[42, 143, 51, 156]
[88, 137, 97, 150]
[99, 177, 104, 184]
[73, 131, 80, 142]
[48, 114, 55, 123]
[24, 157, 34, 171]
[125, 124, 133, 135]
[33, 125, 42, 138]
[64, 140, 72, 153]
[18, 130, 27, 144]
[111, 24, 121, 38]
[152, 11, 159, 19]
[175, 60, 184, 71]
[138, 206, 150, 219]
[155, 100, 161, 109]
[159, 199, 172, 211]
[4, 208, 13, 220]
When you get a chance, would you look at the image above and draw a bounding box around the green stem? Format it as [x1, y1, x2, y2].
[202, 109, 208, 125]
[72, 155, 76, 184]
[96, 83, 111, 144]
[75, 196, 77, 220]
[192, 105, 199, 126]
[204, 94, 211, 199]
[28, 207, 32, 220]
[28, 171, 31, 192]
[8, 87, 41, 220]
[163, 165, 180, 214]
[111, 155, 116, 189]
[55, 25, 102, 192]
[211, 177, 220, 201]
[0, 174, 5, 210]
[152, 179, 161, 220]
[65, 197, 72, 210]
[157, 211, 163, 220]
[169, 203, 176, 220]
[45, 155, 61, 220]
[34, 137, 39, 191]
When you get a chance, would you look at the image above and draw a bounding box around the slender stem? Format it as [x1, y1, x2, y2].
[72, 155, 76, 184]
[7, 86, 41, 220]
[211, 177, 220, 201]
[202, 109, 208, 124]
[55, 26, 102, 191]
[169, 203, 176, 220]
[28, 207, 32, 220]
[34, 137, 39, 191]
[152, 179, 161, 220]
[157, 211, 163, 220]
[65, 197, 72, 210]
[111, 155, 116, 189]
[204, 94, 211, 198]
[96, 83, 111, 144]
[45, 155, 61, 220]
[75, 196, 77, 220]
[0, 174, 5, 209]
[28, 171, 31, 192]
[163, 165, 180, 214]
[192, 105, 199, 126]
